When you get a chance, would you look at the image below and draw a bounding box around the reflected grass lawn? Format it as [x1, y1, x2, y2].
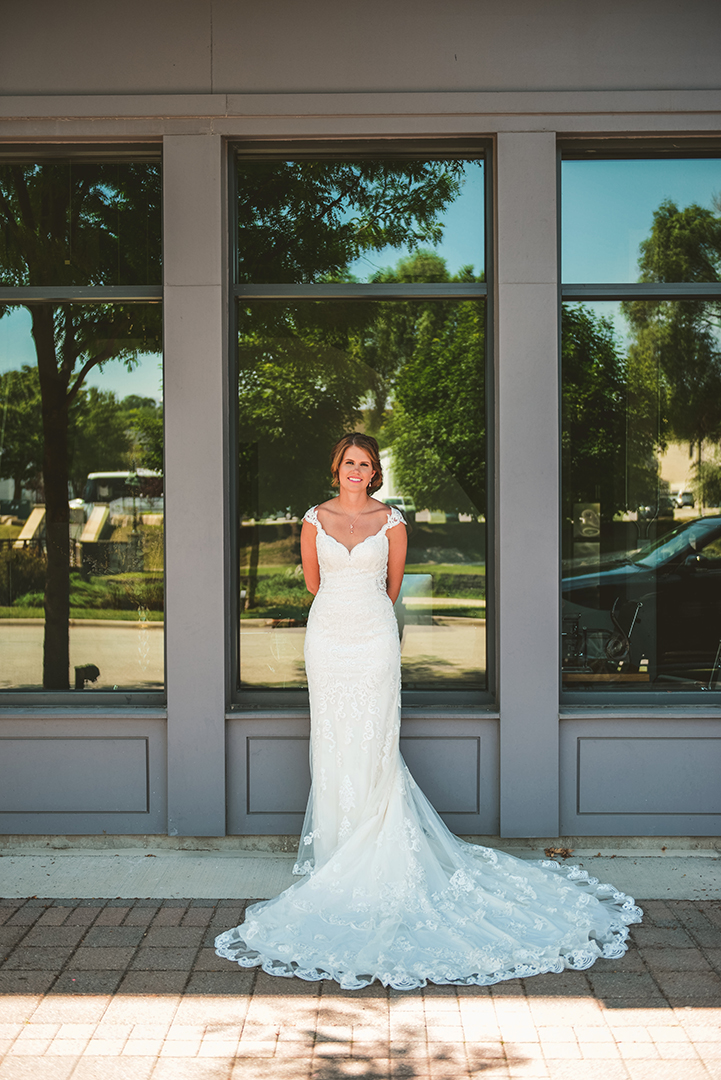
[0, 606, 164, 621]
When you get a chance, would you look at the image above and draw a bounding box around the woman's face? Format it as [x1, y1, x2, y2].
[338, 447, 375, 494]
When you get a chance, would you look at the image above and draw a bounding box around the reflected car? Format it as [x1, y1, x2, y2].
[562, 516, 721, 688]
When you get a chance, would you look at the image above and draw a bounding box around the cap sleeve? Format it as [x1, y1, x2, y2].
[303, 505, 320, 529]
[383, 505, 406, 532]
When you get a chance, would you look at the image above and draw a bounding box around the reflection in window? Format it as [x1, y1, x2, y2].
[236, 158, 484, 284]
[561, 157, 721, 283]
[237, 291, 486, 692]
[562, 298, 721, 692]
[0, 160, 161, 288]
[0, 153, 163, 694]
[0, 306, 163, 692]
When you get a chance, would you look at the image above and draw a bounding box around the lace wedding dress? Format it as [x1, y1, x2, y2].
[215, 505, 642, 990]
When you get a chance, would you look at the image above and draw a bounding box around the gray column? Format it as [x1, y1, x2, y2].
[163, 134, 228, 836]
[496, 132, 560, 837]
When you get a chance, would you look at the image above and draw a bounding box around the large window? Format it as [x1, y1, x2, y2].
[561, 152, 721, 698]
[0, 149, 163, 700]
[233, 146, 490, 705]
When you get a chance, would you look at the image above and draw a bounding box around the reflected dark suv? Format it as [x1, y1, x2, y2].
[562, 516, 721, 688]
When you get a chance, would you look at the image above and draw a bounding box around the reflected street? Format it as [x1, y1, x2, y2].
[0, 620, 164, 690]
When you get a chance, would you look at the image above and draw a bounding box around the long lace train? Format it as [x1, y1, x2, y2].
[215, 505, 642, 989]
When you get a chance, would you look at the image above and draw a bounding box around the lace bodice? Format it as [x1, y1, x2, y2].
[303, 503, 404, 594]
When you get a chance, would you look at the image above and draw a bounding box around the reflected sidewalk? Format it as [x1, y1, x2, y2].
[0, 620, 163, 690]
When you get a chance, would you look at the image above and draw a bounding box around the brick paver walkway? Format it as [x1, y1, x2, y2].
[0, 897, 720, 1079]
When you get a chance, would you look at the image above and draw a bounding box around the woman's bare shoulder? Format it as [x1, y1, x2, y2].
[315, 497, 339, 515]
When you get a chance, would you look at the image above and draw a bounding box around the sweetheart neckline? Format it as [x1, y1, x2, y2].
[315, 516, 390, 556]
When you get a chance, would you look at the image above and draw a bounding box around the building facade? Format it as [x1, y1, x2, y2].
[1, 0, 720, 841]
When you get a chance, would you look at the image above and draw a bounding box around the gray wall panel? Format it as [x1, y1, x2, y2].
[248, 738, 311, 815]
[227, 716, 499, 836]
[0, 0, 212, 96]
[578, 738, 721, 816]
[0, 738, 148, 813]
[3, 0, 721, 96]
[0, 715, 167, 834]
[400, 738, 480, 814]
[561, 718, 721, 835]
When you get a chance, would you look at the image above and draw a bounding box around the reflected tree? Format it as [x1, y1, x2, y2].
[237, 159, 472, 283]
[562, 304, 628, 523]
[623, 198, 721, 501]
[356, 252, 485, 515]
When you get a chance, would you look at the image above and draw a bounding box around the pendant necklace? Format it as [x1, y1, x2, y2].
[343, 498, 369, 534]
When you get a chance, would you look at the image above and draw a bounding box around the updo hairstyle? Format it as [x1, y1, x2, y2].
[330, 432, 383, 495]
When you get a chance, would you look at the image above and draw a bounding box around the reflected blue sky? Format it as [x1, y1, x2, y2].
[347, 160, 485, 281]
[562, 158, 721, 283]
[2, 158, 718, 390]
[0, 306, 163, 403]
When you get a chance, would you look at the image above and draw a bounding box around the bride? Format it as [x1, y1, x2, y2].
[216, 432, 642, 990]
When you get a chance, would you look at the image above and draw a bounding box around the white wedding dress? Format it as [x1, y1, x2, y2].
[215, 505, 642, 990]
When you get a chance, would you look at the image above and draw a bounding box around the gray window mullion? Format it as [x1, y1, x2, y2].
[562, 282, 721, 301]
[0, 287, 163, 303]
[234, 283, 486, 301]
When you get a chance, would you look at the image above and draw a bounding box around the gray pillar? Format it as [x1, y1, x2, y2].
[164, 134, 228, 836]
[496, 132, 560, 837]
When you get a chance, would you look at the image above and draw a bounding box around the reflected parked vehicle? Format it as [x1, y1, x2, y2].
[69, 470, 163, 522]
[562, 516, 721, 688]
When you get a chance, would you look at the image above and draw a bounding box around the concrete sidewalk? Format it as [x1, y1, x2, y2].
[0, 895, 720, 1079]
[1, 844, 721, 901]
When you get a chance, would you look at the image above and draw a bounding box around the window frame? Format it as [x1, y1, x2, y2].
[228, 139, 496, 711]
[0, 143, 165, 707]
[559, 142, 721, 706]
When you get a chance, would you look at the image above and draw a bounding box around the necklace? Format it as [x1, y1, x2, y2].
[342, 498, 370, 534]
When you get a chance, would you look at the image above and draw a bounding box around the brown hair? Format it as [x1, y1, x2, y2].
[330, 432, 383, 495]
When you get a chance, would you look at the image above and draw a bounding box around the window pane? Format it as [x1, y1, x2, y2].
[238, 295, 486, 694]
[0, 304, 164, 692]
[236, 157, 484, 284]
[562, 157, 721, 283]
[561, 297, 721, 692]
[0, 160, 161, 287]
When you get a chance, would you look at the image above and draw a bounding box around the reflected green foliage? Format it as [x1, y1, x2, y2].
[623, 199, 721, 449]
[363, 253, 484, 515]
[68, 387, 133, 496]
[237, 159, 474, 283]
[0, 162, 161, 287]
[238, 252, 486, 522]
[0, 159, 162, 687]
[562, 305, 627, 521]
[121, 396, 164, 474]
[0, 366, 43, 499]
[238, 304, 376, 518]
[0, 369, 154, 500]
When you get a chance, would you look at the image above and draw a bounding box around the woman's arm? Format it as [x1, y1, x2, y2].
[386, 520, 408, 604]
[300, 520, 320, 595]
